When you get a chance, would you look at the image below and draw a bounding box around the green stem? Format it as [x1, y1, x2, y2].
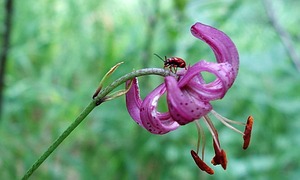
[95, 68, 175, 102]
[22, 68, 174, 179]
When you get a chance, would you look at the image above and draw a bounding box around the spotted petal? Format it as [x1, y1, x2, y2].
[125, 78, 143, 126]
[165, 76, 212, 125]
[190, 22, 239, 82]
[178, 60, 235, 100]
[126, 78, 179, 134]
[126, 22, 240, 134]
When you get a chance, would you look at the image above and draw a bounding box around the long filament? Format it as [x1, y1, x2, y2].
[211, 110, 244, 135]
[203, 116, 221, 152]
[211, 110, 245, 125]
[195, 120, 206, 160]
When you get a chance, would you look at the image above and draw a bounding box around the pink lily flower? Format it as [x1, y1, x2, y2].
[125, 22, 253, 174]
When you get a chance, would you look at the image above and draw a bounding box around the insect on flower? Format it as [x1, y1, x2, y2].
[126, 22, 254, 174]
[154, 53, 187, 73]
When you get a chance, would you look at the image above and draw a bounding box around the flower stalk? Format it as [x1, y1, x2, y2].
[21, 67, 176, 180]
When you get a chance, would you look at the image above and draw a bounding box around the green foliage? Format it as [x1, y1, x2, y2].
[1, 0, 300, 179]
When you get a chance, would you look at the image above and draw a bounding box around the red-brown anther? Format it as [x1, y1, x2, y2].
[191, 150, 214, 175]
[211, 149, 227, 170]
[211, 140, 227, 170]
[243, 116, 254, 150]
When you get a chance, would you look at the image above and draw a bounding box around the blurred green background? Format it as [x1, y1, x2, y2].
[1, 0, 300, 179]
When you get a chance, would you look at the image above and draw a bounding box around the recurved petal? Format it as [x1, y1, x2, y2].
[125, 78, 143, 126]
[190, 22, 239, 79]
[165, 76, 212, 125]
[179, 61, 235, 100]
[140, 83, 179, 134]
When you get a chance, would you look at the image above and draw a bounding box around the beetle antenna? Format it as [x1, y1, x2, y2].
[154, 53, 165, 62]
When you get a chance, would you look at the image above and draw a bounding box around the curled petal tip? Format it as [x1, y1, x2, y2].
[140, 83, 180, 134]
[190, 22, 239, 78]
[126, 78, 179, 134]
[125, 78, 143, 126]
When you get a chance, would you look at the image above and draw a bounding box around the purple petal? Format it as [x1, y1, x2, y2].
[190, 22, 239, 79]
[165, 76, 212, 125]
[140, 83, 179, 134]
[125, 78, 143, 126]
[126, 78, 179, 134]
[125, 22, 240, 134]
[178, 61, 235, 100]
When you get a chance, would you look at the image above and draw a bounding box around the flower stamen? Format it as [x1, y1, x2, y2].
[211, 140, 227, 170]
[195, 121, 206, 159]
[243, 116, 254, 149]
[203, 115, 228, 170]
[191, 150, 214, 175]
[211, 110, 254, 150]
[211, 110, 244, 135]
[203, 116, 221, 152]
[211, 110, 245, 125]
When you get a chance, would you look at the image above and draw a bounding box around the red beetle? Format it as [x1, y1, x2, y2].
[154, 53, 187, 73]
